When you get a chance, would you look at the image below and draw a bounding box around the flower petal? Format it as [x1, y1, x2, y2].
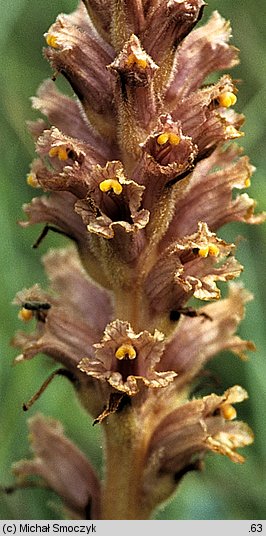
[108, 34, 159, 164]
[146, 386, 253, 477]
[31, 79, 109, 153]
[75, 160, 149, 238]
[21, 192, 86, 244]
[78, 319, 176, 395]
[12, 247, 113, 370]
[43, 246, 113, 332]
[45, 13, 115, 137]
[82, 0, 112, 42]
[172, 75, 244, 155]
[12, 414, 101, 519]
[142, 0, 205, 64]
[137, 114, 197, 192]
[144, 222, 241, 317]
[166, 11, 239, 102]
[161, 283, 255, 384]
[35, 127, 111, 197]
[160, 143, 266, 245]
[74, 160, 150, 266]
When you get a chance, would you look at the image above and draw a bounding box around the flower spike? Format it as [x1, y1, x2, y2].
[10, 0, 264, 521]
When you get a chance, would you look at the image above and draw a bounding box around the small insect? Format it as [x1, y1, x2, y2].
[169, 307, 212, 322]
[21, 301, 51, 311]
[19, 301, 51, 323]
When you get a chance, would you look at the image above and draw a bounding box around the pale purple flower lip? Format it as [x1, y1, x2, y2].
[78, 319, 176, 396]
[10, 0, 265, 520]
[12, 414, 101, 519]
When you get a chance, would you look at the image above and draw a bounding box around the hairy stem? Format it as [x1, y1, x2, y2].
[101, 408, 151, 519]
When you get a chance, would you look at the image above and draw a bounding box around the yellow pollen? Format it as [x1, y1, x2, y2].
[198, 245, 210, 258]
[157, 133, 169, 145]
[26, 174, 39, 188]
[45, 34, 60, 49]
[48, 147, 58, 158]
[245, 178, 251, 188]
[126, 53, 147, 69]
[126, 54, 135, 67]
[137, 58, 147, 69]
[115, 344, 136, 360]
[218, 91, 237, 108]
[208, 244, 220, 257]
[220, 403, 237, 421]
[18, 308, 33, 322]
[58, 147, 69, 161]
[157, 132, 180, 146]
[99, 179, 123, 195]
[49, 146, 69, 161]
[168, 133, 180, 146]
[198, 244, 220, 258]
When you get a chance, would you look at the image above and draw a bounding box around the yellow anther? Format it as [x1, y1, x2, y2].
[99, 179, 123, 195]
[218, 91, 237, 108]
[48, 147, 58, 158]
[245, 178, 251, 188]
[26, 174, 39, 188]
[48, 146, 69, 161]
[208, 244, 220, 257]
[198, 245, 210, 258]
[198, 243, 220, 258]
[115, 344, 136, 360]
[58, 147, 69, 160]
[45, 34, 60, 49]
[126, 54, 135, 67]
[126, 53, 147, 69]
[168, 133, 180, 146]
[157, 132, 180, 146]
[137, 58, 147, 69]
[18, 308, 33, 322]
[220, 403, 237, 421]
[157, 133, 169, 145]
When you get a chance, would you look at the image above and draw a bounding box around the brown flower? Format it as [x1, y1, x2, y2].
[13, 414, 101, 519]
[78, 319, 176, 396]
[11, 0, 264, 520]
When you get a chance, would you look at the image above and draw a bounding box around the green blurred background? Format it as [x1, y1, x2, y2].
[0, 0, 265, 520]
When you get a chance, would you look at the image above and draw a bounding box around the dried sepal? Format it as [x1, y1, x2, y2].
[21, 192, 87, 245]
[42, 246, 113, 332]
